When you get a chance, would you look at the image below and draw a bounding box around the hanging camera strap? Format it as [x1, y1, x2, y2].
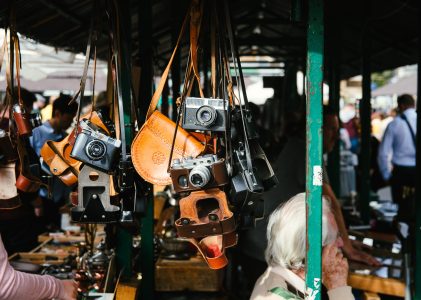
[222, 2, 255, 179]
[71, 0, 99, 133]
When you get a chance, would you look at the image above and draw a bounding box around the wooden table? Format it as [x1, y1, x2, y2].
[155, 255, 223, 292]
[347, 231, 406, 298]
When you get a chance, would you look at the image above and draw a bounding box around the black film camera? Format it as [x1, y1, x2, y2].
[170, 154, 229, 193]
[229, 145, 264, 206]
[29, 113, 42, 129]
[182, 97, 228, 132]
[71, 119, 121, 173]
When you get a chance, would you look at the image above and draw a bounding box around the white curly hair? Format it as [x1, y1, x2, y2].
[265, 193, 337, 270]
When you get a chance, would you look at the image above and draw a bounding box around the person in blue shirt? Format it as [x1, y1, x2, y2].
[377, 94, 416, 220]
[30, 94, 78, 229]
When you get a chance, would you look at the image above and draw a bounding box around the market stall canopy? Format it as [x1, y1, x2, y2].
[0, 0, 418, 79]
[0, 30, 107, 93]
[372, 73, 417, 97]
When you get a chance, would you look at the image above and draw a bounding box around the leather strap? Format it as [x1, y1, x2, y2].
[189, 0, 204, 99]
[146, 8, 189, 119]
[70, 0, 98, 128]
[222, 2, 255, 174]
[210, 8, 217, 99]
[400, 113, 416, 148]
[176, 214, 236, 239]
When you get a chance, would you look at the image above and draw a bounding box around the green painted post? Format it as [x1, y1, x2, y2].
[359, 20, 371, 224]
[415, 1, 421, 297]
[115, 0, 133, 278]
[305, 0, 323, 299]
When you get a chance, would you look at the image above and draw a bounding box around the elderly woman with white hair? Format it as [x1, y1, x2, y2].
[251, 193, 355, 300]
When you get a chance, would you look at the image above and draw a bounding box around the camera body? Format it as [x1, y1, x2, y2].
[182, 97, 228, 132]
[71, 119, 121, 173]
[170, 154, 228, 193]
[29, 113, 42, 129]
[231, 107, 259, 142]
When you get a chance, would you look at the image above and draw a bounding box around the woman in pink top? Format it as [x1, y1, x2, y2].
[0, 235, 78, 300]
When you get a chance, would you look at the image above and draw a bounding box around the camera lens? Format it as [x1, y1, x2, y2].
[85, 140, 107, 160]
[178, 175, 188, 188]
[29, 113, 42, 128]
[196, 105, 217, 127]
[189, 165, 211, 188]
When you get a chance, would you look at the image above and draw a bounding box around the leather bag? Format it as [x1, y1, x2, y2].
[131, 111, 204, 185]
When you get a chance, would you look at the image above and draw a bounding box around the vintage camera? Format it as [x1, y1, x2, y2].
[182, 97, 228, 132]
[29, 112, 42, 129]
[231, 106, 259, 142]
[71, 119, 121, 173]
[170, 154, 228, 193]
[13, 104, 32, 136]
[229, 145, 264, 205]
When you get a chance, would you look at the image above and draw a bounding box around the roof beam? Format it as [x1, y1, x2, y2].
[38, 0, 84, 26]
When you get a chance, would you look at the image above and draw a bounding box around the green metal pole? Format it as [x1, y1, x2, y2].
[414, 1, 421, 297]
[359, 16, 371, 225]
[138, 0, 154, 298]
[115, 0, 133, 278]
[305, 0, 323, 299]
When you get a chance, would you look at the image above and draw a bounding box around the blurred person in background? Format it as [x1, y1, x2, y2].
[378, 94, 416, 220]
[30, 94, 78, 230]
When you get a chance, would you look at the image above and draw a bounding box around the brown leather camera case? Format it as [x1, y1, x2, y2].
[131, 110, 204, 186]
[175, 188, 236, 238]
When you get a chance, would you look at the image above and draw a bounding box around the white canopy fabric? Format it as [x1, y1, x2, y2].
[372, 73, 416, 97]
[0, 30, 107, 93]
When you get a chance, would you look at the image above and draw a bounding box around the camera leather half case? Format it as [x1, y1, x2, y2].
[0, 163, 21, 210]
[131, 110, 205, 185]
[175, 188, 236, 238]
[13, 104, 32, 137]
[188, 231, 237, 269]
[15, 138, 43, 193]
[41, 138, 81, 187]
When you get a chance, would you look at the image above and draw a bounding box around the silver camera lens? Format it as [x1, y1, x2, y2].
[196, 105, 217, 127]
[189, 165, 211, 188]
[85, 140, 107, 160]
